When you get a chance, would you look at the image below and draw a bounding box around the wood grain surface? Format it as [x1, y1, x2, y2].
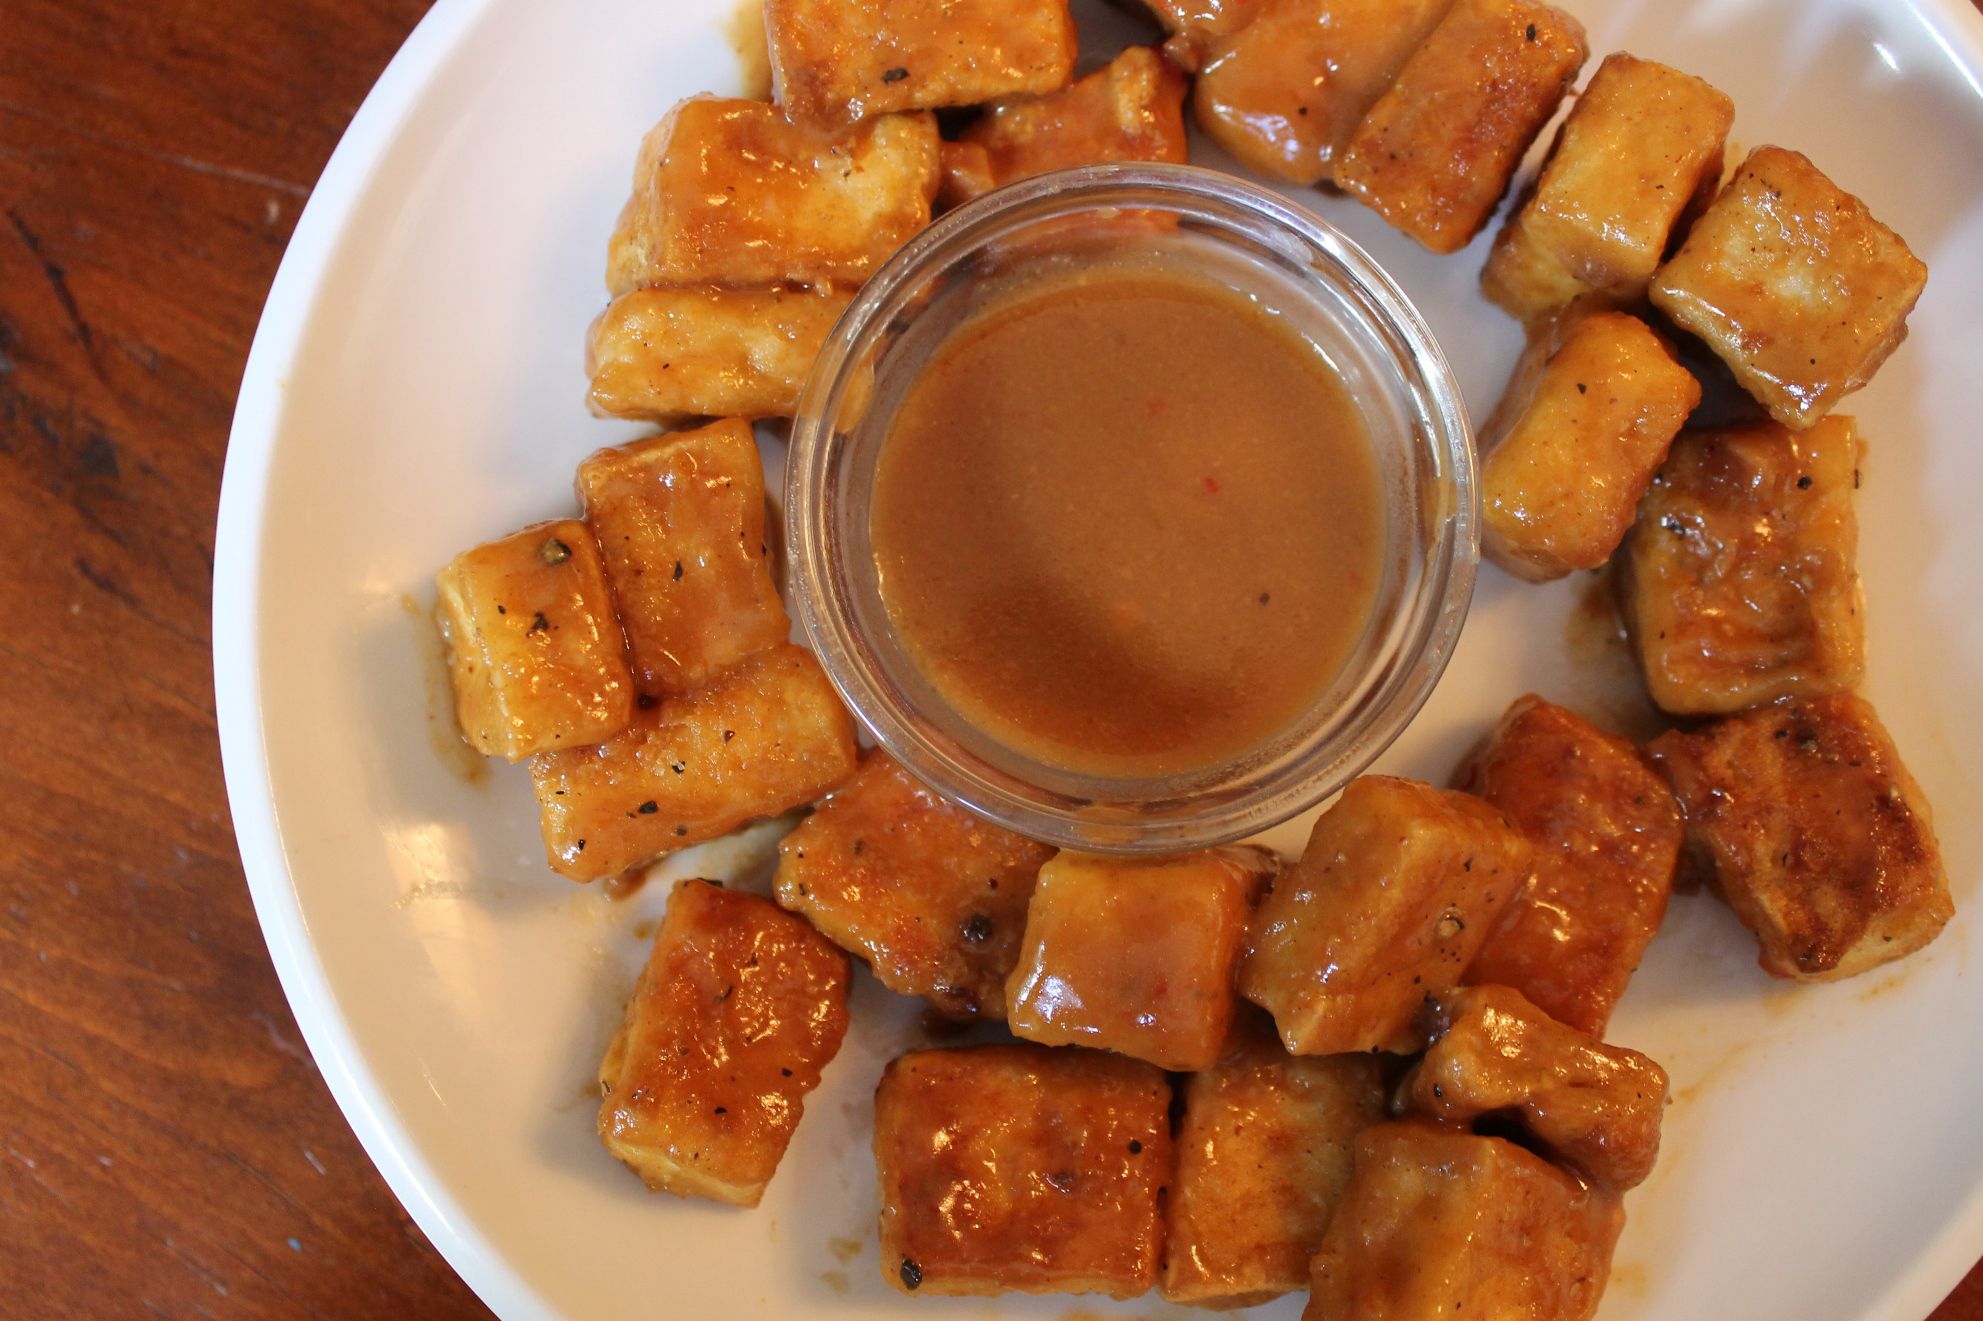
[0, 0, 1977, 1317]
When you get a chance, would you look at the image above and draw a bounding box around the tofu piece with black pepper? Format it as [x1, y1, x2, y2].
[530, 644, 858, 881]
[597, 878, 850, 1206]
[605, 97, 939, 295]
[1239, 776, 1531, 1055]
[1650, 146, 1928, 429]
[873, 1044, 1171, 1298]
[434, 519, 634, 761]
[774, 751, 1053, 1020]
[1618, 417, 1864, 716]
[1648, 693, 1953, 981]
[1334, 0, 1587, 254]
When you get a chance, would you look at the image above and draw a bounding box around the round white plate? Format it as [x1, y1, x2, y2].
[214, 0, 1983, 1316]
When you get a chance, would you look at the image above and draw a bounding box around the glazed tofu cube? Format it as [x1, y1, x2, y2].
[597, 878, 850, 1205]
[939, 47, 1188, 208]
[1479, 307, 1700, 582]
[1006, 847, 1276, 1071]
[585, 285, 852, 424]
[1619, 417, 1864, 715]
[1399, 985, 1669, 1191]
[1239, 776, 1531, 1055]
[1649, 693, 1953, 981]
[531, 644, 858, 881]
[605, 98, 939, 294]
[1650, 146, 1928, 429]
[767, 0, 1077, 128]
[576, 420, 788, 698]
[1137, 0, 1261, 70]
[1483, 54, 1733, 322]
[1305, 1122, 1624, 1321]
[435, 519, 634, 761]
[874, 1044, 1171, 1298]
[1457, 695, 1683, 1036]
[1164, 1025, 1387, 1308]
[1191, 0, 1454, 186]
[1334, 0, 1587, 254]
[774, 751, 1053, 1020]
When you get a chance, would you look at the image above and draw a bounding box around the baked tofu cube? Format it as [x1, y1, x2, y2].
[576, 420, 788, 698]
[585, 286, 852, 424]
[597, 879, 850, 1205]
[1479, 307, 1700, 582]
[435, 519, 634, 761]
[774, 751, 1053, 1020]
[874, 1045, 1171, 1298]
[1191, 0, 1454, 186]
[1649, 693, 1953, 981]
[1164, 1025, 1387, 1308]
[1334, 0, 1587, 254]
[1305, 1122, 1624, 1321]
[1619, 417, 1864, 716]
[1006, 847, 1276, 1071]
[605, 98, 939, 295]
[1650, 146, 1928, 429]
[767, 0, 1077, 128]
[1239, 776, 1531, 1056]
[531, 644, 858, 881]
[1482, 54, 1733, 322]
[1400, 985, 1669, 1191]
[938, 47, 1188, 208]
[1456, 695, 1683, 1036]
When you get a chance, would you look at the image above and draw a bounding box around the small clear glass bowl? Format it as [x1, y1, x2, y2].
[786, 163, 1476, 854]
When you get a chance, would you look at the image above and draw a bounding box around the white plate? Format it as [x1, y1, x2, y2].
[214, 0, 1983, 1316]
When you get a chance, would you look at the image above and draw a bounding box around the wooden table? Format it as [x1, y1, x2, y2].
[0, 0, 1976, 1315]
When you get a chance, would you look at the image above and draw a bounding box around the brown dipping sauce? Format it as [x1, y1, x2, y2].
[869, 260, 1383, 780]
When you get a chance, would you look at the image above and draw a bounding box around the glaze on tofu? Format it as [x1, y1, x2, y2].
[1483, 54, 1733, 322]
[1649, 693, 1952, 981]
[435, 519, 634, 761]
[530, 644, 858, 881]
[1135, 0, 1261, 71]
[605, 97, 939, 294]
[1650, 146, 1928, 429]
[774, 751, 1052, 1020]
[1239, 776, 1532, 1055]
[873, 1044, 1172, 1298]
[1618, 417, 1864, 716]
[597, 879, 850, 1206]
[1458, 696, 1683, 1036]
[1005, 847, 1276, 1071]
[1334, 0, 1587, 254]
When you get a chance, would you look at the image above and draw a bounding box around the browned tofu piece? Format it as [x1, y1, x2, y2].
[1457, 696, 1683, 1036]
[1138, 0, 1261, 70]
[1649, 693, 1953, 981]
[1650, 146, 1928, 429]
[530, 644, 858, 881]
[874, 1044, 1171, 1298]
[1164, 1025, 1387, 1308]
[767, 0, 1077, 128]
[1619, 417, 1864, 716]
[1479, 307, 1700, 582]
[1305, 1122, 1624, 1321]
[605, 98, 938, 294]
[597, 879, 850, 1205]
[1399, 986, 1669, 1191]
[434, 520, 634, 761]
[1334, 0, 1587, 254]
[576, 421, 788, 698]
[938, 47, 1188, 208]
[1239, 776, 1532, 1055]
[1006, 847, 1275, 1071]
[1191, 0, 1454, 186]
[1483, 54, 1733, 322]
[774, 751, 1052, 1020]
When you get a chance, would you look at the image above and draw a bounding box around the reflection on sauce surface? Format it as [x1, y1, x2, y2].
[869, 262, 1382, 780]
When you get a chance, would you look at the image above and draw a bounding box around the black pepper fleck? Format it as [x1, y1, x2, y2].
[961, 913, 992, 943]
[528, 611, 550, 633]
[882, 66, 910, 82]
[1525, 21, 1537, 38]
[637, 801, 659, 815]
[1128, 1139, 1144, 1154]
[900, 1258, 923, 1290]
[672, 560, 684, 580]
[1796, 474, 1813, 489]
